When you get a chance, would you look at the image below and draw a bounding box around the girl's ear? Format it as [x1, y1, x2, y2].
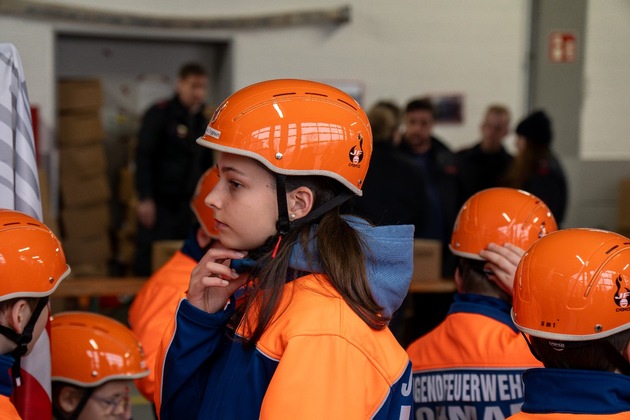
[8, 299, 31, 334]
[287, 186, 314, 221]
[58, 385, 82, 414]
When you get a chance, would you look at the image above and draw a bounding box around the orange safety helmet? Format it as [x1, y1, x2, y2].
[450, 188, 557, 260]
[51, 312, 150, 387]
[0, 209, 70, 302]
[191, 167, 220, 238]
[197, 79, 372, 196]
[512, 228, 630, 341]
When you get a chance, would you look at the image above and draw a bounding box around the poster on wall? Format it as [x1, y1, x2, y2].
[426, 93, 464, 124]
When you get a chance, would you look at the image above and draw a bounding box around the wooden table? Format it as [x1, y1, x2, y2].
[53, 276, 454, 298]
[53, 277, 148, 298]
[409, 279, 456, 294]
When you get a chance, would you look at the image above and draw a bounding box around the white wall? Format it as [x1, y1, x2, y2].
[0, 0, 530, 154]
[581, 0, 630, 160]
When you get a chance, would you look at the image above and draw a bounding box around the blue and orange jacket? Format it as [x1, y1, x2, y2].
[407, 293, 542, 420]
[508, 368, 630, 419]
[128, 248, 198, 401]
[1, 354, 21, 419]
[155, 220, 415, 419]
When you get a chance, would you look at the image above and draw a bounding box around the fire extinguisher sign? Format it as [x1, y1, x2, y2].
[548, 32, 577, 63]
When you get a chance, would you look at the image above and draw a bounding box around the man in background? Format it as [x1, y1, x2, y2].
[134, 62, 214, 276]
[457, 104, 513, 202]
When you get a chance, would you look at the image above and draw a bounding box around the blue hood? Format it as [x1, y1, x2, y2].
[289, 216, 414, 318]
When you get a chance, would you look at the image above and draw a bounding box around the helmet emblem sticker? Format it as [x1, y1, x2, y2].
[348, 134, 364, 168]
[614, 276, 630, 311]
[538, 222, 548, 238]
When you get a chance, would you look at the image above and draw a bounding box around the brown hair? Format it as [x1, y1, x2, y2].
[500, 141, 551, 189]
[237, 175, 386, 346]
[456, 257, 510, 302]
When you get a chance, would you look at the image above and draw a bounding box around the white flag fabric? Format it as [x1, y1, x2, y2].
[0, 43, 42, 219]
[0, 43, 52, 420]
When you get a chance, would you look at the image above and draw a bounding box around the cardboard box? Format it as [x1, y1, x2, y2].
[60, 172, 111, 207]
[60, 143, 107, 179]
[152, 240, 183, 273]
[61, 204, 110, 240]
[411, 239, 442, 283]
[619, 179, 630, 230]
[58, 79, 103, 111]
[58, 112, 105, 146]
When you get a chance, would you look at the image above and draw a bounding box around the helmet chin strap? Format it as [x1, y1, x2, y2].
[0, 296, 49, 387]
[248, 174, 354, 261]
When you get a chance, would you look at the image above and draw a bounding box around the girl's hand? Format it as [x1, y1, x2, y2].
[479, 242, 525, 296]
[187, 247, 249, 313]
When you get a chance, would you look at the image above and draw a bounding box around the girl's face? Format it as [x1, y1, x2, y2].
[206, 153, 279, 251]
[79, 380, 131, 420]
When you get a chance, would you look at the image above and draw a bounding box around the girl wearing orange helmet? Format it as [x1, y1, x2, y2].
[155, 79, 414, 419]
[51, 312, 149, 420]
[0, 209, 70, 419]
[510, 229, 630, 419]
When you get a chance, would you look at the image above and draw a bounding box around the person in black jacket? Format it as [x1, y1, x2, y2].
[501, 110, 568, 226]
[133, 62, 214, 276]
[398, 97, 461, 278]
[352, 101, 431, 237]
[457, 104, 513, 203]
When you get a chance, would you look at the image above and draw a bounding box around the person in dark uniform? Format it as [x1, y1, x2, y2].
[352, 101, 430, 237]
[457, 104, 513, 202]
[500, 110, 568, 226]
[398, 97, 461, 278]
[134, 62, 214, 276]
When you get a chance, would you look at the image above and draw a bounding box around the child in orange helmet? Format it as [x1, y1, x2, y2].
[128, 167, 220, 404]
[155, 79, 414, 419]
[509, 229, 630, 419]
[406, 188, 557, 419]
[51, 312, 149, 420]
[0, 209, 70, 419]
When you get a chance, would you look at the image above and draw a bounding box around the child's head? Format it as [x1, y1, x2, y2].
[191, 166, 221, 246]
[512, 229, 630, 373]
[197, 79, 383, 343]
[198, 79, 372, 251]
[450, 188, 557, 295]
[0, 210, 69, 363]
[51, 311, 149, 420]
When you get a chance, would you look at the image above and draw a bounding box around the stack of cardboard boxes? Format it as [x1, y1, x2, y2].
[58, 79, 111, 276]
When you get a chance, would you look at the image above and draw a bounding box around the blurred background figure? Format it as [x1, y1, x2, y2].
[51, 312, 149, 420]
[457, 104, 513, 202]
[398, 97, 461, 278]
[133, 62, 214, 276]
[500, 110, 568, 225]
[352, 101, 430, 237]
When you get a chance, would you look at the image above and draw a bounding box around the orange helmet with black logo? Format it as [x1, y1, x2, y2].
[0, 209, 70, 302]
[197, 79, 372, 196]
[51, 312, 150, 387]
[191, 167, 220, 238]
[450, 187, 557, 260]
[512, 228, 630, 341]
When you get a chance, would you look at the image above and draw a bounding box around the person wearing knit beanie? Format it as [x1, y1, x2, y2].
[515, 110, 552, 146]
[501, 109, 568, 225]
